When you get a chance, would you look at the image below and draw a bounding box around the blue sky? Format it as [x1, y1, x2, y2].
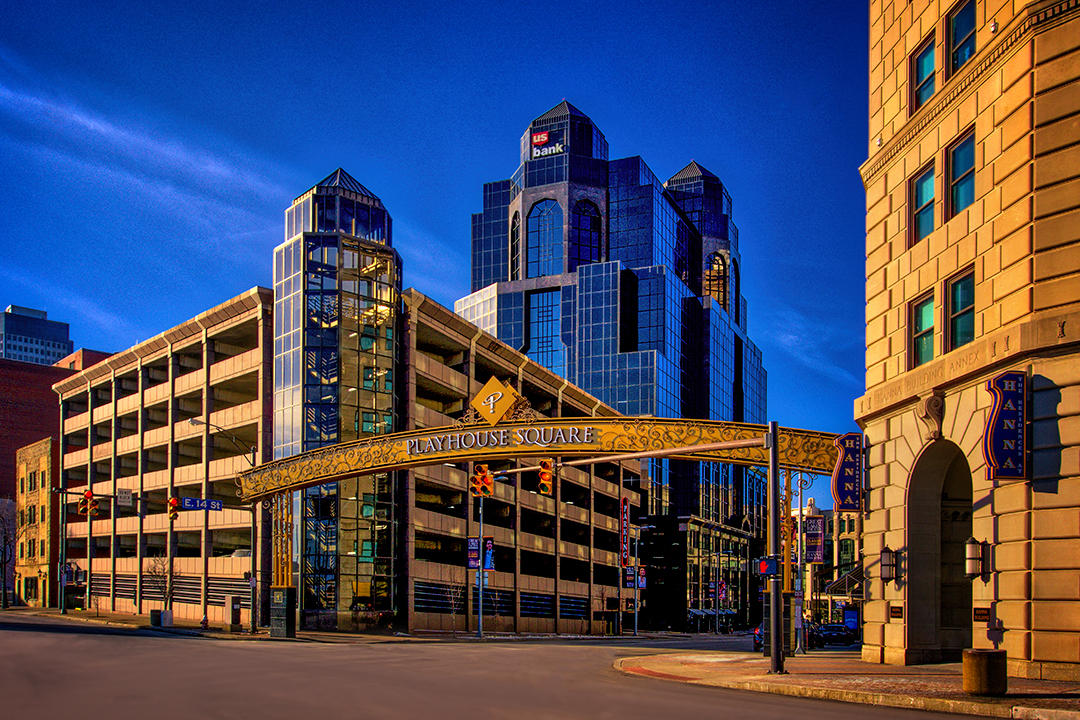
[0, 1, 869, 506]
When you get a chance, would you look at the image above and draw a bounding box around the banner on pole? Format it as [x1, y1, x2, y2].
[804, 515, 825, 563]
[467, 537, 480, 569]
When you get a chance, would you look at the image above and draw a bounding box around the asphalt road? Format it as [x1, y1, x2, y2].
[0, 613, 965, 720]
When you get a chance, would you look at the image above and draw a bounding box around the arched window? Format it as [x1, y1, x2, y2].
[526, 200, 562, 278]
[509, 212, 521, 281]
[703, 253, 727, 308]
[568, 200, 602, 272]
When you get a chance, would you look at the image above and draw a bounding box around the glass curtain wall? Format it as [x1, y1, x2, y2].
[275, 177, 402, 632]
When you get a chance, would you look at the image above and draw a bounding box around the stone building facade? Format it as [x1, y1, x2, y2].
[856, 0, 1080, 679]
[14, 438, 59, 607]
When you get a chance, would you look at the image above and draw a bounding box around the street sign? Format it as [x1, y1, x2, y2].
[467, 537, 480, 569]
[116, 488, 133, 507]
[180, 497, 223, 511]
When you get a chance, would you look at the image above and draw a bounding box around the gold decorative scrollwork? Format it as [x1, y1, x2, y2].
[236, 418, 842, 503]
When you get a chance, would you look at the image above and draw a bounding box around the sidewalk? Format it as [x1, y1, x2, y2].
[615, 649, 1080, 719]
[6, 607, 690, 645]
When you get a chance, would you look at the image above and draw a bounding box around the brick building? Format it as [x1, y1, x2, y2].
[14, 438, 60, 607]
[856, 0, 1080, 678]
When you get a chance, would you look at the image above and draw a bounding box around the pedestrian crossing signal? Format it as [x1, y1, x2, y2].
[538, 458, 554, 495]
[755, 556, 779, 577]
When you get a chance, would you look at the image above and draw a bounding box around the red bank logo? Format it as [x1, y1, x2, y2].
[531, 131, 549, 146]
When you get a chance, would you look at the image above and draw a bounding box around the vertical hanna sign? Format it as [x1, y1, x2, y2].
[620, 497, 630, 567]
[831, 432, 863, 512]
[984, 370, 1027, 481]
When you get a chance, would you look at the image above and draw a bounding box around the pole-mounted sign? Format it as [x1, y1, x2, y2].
[467, 537, 480, 570]
[804, 515, 825, 563]
[620, 497, 630, 567]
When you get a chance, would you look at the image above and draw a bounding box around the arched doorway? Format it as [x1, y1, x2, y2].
[906, 439, 973, 662]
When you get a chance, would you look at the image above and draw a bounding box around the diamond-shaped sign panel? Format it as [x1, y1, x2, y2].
[470, 377, 519, 426]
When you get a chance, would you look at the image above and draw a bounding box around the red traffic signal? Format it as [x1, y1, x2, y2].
[77, 491, 90, 515]
[537, 458, 554, 495]
[469, 464, 488, 498]
[479, 471, 494, 497]
[168, 496, 181, 521]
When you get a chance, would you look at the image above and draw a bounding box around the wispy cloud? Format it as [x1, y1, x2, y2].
[758, 305, 863, 388]
[0, 81, 289, 204]
[0, 265, 143, 345]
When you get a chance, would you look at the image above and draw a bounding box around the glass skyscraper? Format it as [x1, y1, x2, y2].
[456, 102, 768, 627]
[273, 169, 402, 630]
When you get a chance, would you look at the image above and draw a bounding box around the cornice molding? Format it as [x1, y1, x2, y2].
[859, 0, 1080, 188]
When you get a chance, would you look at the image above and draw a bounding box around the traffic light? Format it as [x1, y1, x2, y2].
[88, 496, 100, 516]
[469, 465, 488, 498]
[479, 469, 494, 497]
[168, 496, 180, 521]
[537, 458, 554, 495]
[755, 556, 779, 577]
[77, 490, 91, 515]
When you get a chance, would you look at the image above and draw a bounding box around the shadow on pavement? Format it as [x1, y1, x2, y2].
[0, 617, 177, 639]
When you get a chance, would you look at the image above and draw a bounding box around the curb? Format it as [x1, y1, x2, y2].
[613, 658, 1080, 720]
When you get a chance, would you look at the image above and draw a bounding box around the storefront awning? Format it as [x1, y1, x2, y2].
[823, 566, 864, 598]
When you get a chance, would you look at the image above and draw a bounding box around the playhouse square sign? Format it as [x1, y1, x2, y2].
[406, 425, 597, 456]
[236, 378, 841, 502]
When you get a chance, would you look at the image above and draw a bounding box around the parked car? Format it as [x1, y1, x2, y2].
[820, 623, 858, 645]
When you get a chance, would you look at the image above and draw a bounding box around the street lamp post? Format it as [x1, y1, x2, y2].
[794, 471, 813, 654]
[633, 525, 654, 636]
[188, 418, 259, 633]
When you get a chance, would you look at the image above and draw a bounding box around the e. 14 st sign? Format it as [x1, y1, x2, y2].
[180, 497, 223, 511]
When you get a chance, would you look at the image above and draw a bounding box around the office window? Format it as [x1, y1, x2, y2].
[509, 212, 521, 280]
[949, 0, 976, 74]
[948, 271, 975, 351]
[526, 200, 563, 278]
[911, 164, 935, 244]
[912, 36, 935, 111]
[568, 200, 602, 272]
[911, 294, 935, 367]
[948, 131, 975, 216]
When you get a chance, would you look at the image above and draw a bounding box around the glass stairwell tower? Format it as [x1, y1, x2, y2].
[273, 169, 403, 630]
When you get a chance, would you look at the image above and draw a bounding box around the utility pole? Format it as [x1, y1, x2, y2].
[477, 494, 484, 640]
[767, 420, 784, 674]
